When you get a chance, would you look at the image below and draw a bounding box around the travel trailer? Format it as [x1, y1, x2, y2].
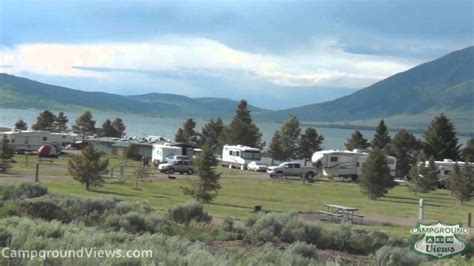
[0, 131, 76, 152]
[221, 145, 262, 170]
[423, 159, 473, 182]
[152, 143, 182, 164]
[311, 150, 397, 180]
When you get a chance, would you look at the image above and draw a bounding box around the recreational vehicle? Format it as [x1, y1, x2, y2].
[221, 145, 262, 170]
[311, 150, 397, 180]
[423, 159, 473, 182]
[0, 131, 74, 152]
[152, 143, 182, 164]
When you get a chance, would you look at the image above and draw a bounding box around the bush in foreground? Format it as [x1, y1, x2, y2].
[168, 202, 211, 225]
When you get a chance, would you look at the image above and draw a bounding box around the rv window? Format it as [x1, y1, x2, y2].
[11, 139, 15, 143]
[356, 162, 360, 167]
[229, 151, 233, 156]
[387, 158, 395, 165]
[444, 170, 450, 175]
[236, 151, 240, 157]
[242, 151, 262, 160]
[42, 137, 48, 141]
[330, 157, 338, 162]
[62, 136, 66, 138]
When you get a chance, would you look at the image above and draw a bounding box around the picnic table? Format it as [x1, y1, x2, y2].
[317, 204, 364, 223]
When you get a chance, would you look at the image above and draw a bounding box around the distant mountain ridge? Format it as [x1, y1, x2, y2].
[0, 74, 266, 118]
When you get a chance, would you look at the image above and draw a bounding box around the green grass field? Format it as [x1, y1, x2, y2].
[2, 154, 472, 238]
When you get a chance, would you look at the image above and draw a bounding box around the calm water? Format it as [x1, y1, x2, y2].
[0, 108, 470, 150]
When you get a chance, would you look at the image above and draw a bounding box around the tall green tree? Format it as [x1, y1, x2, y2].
[389, 129, 422, 178]
[409, 156, 438, 195]
[72, 111, 97, 140]
[279, 115, 301, 161]
[32, 110, 57, 131]
[99, 119, 121, 137]
[175, 118, 199, 144]
[200, 118, 225, 151]
[359, 148, 395, 199]
[112, 118, 126, 137]
[0, 135, 14, 168]
[345, 130, 370, 151]
[14, 119, 28, 131]
[449, 163, 473, 204]
[371, 120, 391, 151]
[297, 127, 324, 165]
[268, 130, 284, 162]
[53, 112, 69, 132]
[423, 114, 460, 160]
[67, 146, 109, 191]
[182, 145, 221, 203]
[221, 100, 264, 148]
[462, 138, 474, 162]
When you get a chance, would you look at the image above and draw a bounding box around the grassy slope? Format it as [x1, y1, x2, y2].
[4, 154, 472, 237]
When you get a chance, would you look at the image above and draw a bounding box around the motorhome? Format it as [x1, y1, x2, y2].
[152, 143, 182, 164]
[311, 150, 397, 180]
[0, 130, 76, 152]
[221, 145, 262, 170]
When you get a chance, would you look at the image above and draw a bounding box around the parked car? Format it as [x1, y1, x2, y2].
[247, 161, 267, 172]
[267, 162, 318, 181]
[158, 160, 195, 174]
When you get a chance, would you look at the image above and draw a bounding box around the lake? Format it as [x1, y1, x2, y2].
[0, 108, 470, 150]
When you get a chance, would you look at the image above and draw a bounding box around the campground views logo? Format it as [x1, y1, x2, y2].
[410, 222, 469, 259]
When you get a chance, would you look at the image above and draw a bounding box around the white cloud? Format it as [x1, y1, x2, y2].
[0, 37, 418, 88]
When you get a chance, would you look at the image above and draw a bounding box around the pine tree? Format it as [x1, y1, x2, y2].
[410, 156, 439, 195]
[221, 100, 264, 148]
[268, 130, 284, 162]
[449, 163, 473, 204]
[359, 148, 394, 199]
[53, 112, 69, 132]
[72, 111, 97, 141]
[389, 129, 422, 178]
[371, 120, 391, 151]
[175, 118, 199, 144]
[200, 118, 225, 151]
[182, 145, 221, 203]
[67, 146, 109, 191]
[279, 115, 301, 161]
[297, 127, 324, 165]
[112, 118, 126, 137]
[100, 119, 119, 137]
[0, 135, 14, 169]
[423, 114, 460, 160]
[462, 138, 474, 162]
[345, 130, 370, 151]
[32, 110, 57, 131]
[14, 119, 28, 131]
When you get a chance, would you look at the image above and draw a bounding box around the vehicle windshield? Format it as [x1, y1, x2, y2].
[278, 163, 286, 167]
[241, 151, 261, 160]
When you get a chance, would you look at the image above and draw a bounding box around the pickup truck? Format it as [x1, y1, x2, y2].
[158, 160, 195, 174]
[267, 162, 318, 181]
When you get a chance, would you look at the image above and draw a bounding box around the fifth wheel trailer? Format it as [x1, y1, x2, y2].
[311, 150, 397, 180]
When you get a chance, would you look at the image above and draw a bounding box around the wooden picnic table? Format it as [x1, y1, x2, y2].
[320, 204, 364, 223]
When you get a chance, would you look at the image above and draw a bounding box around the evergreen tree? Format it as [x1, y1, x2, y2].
[32, 110, 57, 131]
[175, 118, 199, 144]
[449, 163, 473, 204]
[67, 146, 109, 191]
[345, 130, 370, 151]
[268, 130, 284, 162]
[462, 138, 474, 162]
[100, 119, 118, 137]
[371, 120, 391, 151]
[359, 148, 395, 199]
[409, 156, 438, 195]
[221, 100, 264, 148]
[279, 115, 301, 161]
[14, 119, 28, 131]
[423, 114, 460, 160]
[53, 112, 69, 132]
[297, 127, 324, 165]
[200, 118, 225, 151]
[182, 145, 221, 203]
[72, 111, 97, 141]
[125, 143, 142, 161]
[112, 118, 126, 137]
[389, 129, 422, 178]
[0, 135, 14, 169]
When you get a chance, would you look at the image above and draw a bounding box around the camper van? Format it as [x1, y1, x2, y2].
[221, 145, 262, 170]
[311, 150, 397, 180]
[152, 143, 182, 164]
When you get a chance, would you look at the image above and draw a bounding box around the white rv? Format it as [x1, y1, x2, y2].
[221, 145, 262, 170]
[0, 130, 75, 152]
[152, 143, 182, 163]
[311, 150, 397, 180]
[423, 159, 473, 182]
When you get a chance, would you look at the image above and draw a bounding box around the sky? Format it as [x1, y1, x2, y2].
[0, 0, 472, 110]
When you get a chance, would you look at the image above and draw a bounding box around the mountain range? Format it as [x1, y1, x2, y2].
[0, 46, 473, 132]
